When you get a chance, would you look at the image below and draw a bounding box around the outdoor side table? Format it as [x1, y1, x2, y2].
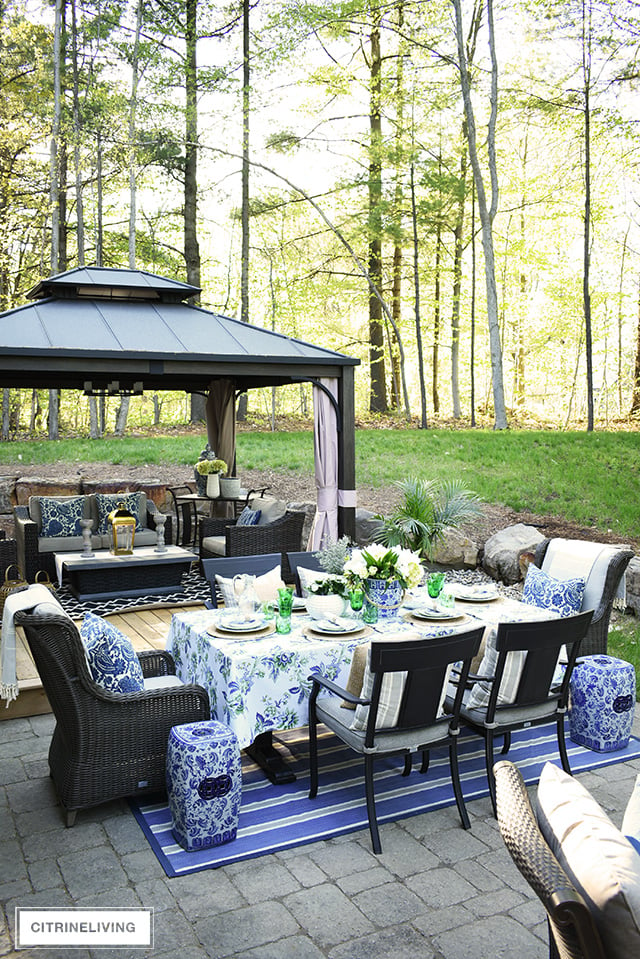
[166, 720, 241, 851]
[569, 654, 636, 752]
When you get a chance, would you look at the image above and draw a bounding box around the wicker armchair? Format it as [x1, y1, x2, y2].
[15, 608, 209, 826]
[534, 538, 634, 656]
[199, 510, 306, 560]
[494, 761, 606, 959]
[14, 499, 172, 583]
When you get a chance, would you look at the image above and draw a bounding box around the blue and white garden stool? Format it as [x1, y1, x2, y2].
[569, 655, 636, 752]
[166, 720, 241, 851]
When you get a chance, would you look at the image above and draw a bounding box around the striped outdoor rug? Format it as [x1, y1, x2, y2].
[130, 723, 640, 877]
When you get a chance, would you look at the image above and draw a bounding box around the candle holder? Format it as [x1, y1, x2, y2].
[80, 518, 94, 558]
[154, 513, 168, 552]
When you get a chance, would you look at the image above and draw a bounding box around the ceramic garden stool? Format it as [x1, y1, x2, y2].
[166, 720, 242, 851]
[568, 654, 636, 752]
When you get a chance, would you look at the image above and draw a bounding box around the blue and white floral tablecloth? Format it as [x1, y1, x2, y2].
[166, 593, 557, 749]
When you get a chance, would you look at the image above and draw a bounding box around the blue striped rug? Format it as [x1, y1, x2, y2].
[130, 724, 640, 877]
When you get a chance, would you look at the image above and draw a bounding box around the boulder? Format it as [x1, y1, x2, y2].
[482, 523, 545, 585]
[355, 508, 383, 546]
[432, 529, 479, 569]
[286, 501, 315, 549]
[626, 557, 640, 616]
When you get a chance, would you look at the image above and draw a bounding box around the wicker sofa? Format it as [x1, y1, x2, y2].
[14, 491, 171, 582]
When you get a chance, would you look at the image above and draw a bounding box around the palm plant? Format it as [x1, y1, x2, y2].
[375, 477, 483, 560]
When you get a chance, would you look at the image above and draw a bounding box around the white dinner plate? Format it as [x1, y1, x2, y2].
[410, 607, 466, 622]
[215, 616, 266, 634]
[448, 585, 499, 603]
[308, 618, 363, 637]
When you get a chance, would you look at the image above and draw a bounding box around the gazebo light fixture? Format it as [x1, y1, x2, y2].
[83, 381, 144, 397]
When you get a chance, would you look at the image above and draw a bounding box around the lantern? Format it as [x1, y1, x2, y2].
[108, 501, 136, 555]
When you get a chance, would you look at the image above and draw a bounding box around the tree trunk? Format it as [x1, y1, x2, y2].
[368, 9, 387, 413]
[89, 396, 100, 438]
[237, 0, 251, 422]
[48, 390, 60, 440]
[432, 215, 442, 415]
[2, 389, 10, 441]
[128, 0, 144, 268]
[453, 0, 507, 429]
[96, 133, 103, 266]
[185, 0, 202, 426]
[451, 132, 467, 420]
[70, 0, 84, 265]
[411, 165, 428, 429]
[630, 278, 640, 414]
[582, 0, 594, 431]
[115, 397, 130, 436]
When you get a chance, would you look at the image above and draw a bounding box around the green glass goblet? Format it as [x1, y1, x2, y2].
[427, 572, 446, 599]
[349, 589, 364, 619]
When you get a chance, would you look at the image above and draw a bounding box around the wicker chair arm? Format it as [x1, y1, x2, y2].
[13, 505, 40, 582]
[200, 516, 234, 539]
[226, 511, 305, 556]
[137, 649, 177, 678]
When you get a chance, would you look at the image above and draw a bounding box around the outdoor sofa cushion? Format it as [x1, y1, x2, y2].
[29, 492, 157, 554]
[537, 761, 640, 959]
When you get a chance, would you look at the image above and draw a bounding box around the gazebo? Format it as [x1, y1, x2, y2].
[0, 267, 360, 541]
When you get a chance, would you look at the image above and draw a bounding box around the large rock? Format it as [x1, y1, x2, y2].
[432, 529, 479, 569]
[626, 557, 640, 616]
[482, 523, 544, 584]
[355, 508, 383, 546]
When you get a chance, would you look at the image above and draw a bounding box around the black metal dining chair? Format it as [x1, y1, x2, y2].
[200, 554, 282, 607]
[451, 609, 594, 815]
[308, 626, 485, 854]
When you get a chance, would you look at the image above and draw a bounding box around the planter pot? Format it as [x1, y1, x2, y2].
[206, 473, 220, 498]
[219, 477, 241, 498]
[364, 577, 404, 620]
[306, 594, 348, 620]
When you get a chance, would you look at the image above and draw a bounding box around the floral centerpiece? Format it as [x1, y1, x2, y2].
[194, 458, 228, 498]
[305, 537, 351, 619]
[343, 543, 423, 619]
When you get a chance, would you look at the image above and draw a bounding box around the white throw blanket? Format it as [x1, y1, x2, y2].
[0, 585, 63, 705]
[544, 538, 627, 610]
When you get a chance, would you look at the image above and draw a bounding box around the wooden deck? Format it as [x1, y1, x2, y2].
[2, 603, 206, 721]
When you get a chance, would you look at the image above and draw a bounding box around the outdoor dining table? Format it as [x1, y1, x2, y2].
[165, 585, 560, 783]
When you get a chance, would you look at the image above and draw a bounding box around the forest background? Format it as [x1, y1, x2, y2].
[3, 0, 640, 435]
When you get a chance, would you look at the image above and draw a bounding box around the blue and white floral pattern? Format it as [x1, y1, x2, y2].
[166, 596, 561, 749]
[522, 564, 586, 617]
[167, 721, 241, 851]
[364, 577, 404, 620]
[569, 655, 636, 752]
[95, 492, 144, 534]
[40, 496, 85, 537]
[81, 611, 145, 692]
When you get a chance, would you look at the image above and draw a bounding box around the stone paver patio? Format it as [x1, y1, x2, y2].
[1, 712, 639, 959]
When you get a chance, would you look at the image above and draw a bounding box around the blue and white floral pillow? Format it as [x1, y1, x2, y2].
[95, 492, 144, 534]
[81, 612, 144, 693]
[522, 564, 586, 617]
[40, 496, 85, 537]
[237, 507, 261, 526]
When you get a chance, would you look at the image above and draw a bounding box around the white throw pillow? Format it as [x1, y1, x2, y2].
[297, 567, 329, 597]
[537, 762, 640, 959]
[215, 565, 284, 607]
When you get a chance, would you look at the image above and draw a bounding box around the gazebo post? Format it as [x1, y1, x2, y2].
[337, 365, 356, 541]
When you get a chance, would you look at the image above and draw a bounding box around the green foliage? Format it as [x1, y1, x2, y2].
[314, 536, 351, 574]
[374, 477, 483, 559]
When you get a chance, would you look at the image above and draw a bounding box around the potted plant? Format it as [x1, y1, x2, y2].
[374, 477, 482, 561]
[219, 473, 242, 499]
[305, 536, 351, 619]
[194, 458, 228, 499]
[343, 543, 423, 620]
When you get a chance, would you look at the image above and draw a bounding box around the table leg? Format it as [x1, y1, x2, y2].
[245, 731, 297, 785]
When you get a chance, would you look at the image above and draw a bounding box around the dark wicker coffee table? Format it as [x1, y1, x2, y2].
[56, 546, 198, 602]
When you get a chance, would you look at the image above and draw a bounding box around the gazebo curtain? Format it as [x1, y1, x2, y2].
[309, 377, 339, 549]
[206, 379, 236, 473]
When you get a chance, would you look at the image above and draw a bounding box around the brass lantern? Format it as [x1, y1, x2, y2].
[108, 501, 136, 555]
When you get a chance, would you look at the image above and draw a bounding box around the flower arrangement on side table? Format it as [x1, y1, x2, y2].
[343, 543, 424, 620]
[194, 458, 228, 498]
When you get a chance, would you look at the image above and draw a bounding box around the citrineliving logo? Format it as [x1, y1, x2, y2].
[15, 907, 153, 949]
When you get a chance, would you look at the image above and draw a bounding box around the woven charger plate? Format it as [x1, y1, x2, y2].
[207, 621, 276, 640]
[303, 623, 372, 641]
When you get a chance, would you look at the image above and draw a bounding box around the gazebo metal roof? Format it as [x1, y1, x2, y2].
[0, 266, 358, 393]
